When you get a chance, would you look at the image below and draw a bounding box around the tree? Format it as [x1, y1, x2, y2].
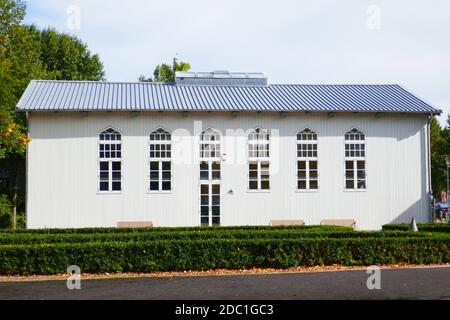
[0, 0, 105, 228]
[430, 117, 448, 198]
[39, 28, 105, 81]
[0, 0, 25, 37]
[139, 57, 190, 83]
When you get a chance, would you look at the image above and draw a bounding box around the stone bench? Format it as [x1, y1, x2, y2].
[117, 221, 153, 228]
[270, 220, 305, 226]
[320, 219, 356, 229]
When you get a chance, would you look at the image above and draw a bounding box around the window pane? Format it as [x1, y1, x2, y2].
[212, 217, 220, 226]
[151, 162, 159, 170]
[249, 181, 258, 190]
[212, 162, 220, 170]
[298, 161, 306, 170]
[212, 206, 220, 216]
[201, 217, 209, 227]
[150, 172, 159, 180]
[261, 180, 270, 190]
[212, 185, 220, 195]
[298, 171, 307, 179]
[346, 180, 354, 189]
[162, 162, 171, 170]
[150, 182, 159, 191]
[310, 171, 318, 179]
[346, 170, 354, 179]
[201, 196, 209, 205]
[100, 162, 109, 170]
[357, 161, 365, 170]
[298, 181, 307, 190]
[112, 162, 121, 170]
[201, 185, 209, 195]
[100, 182, 109, 191]
[357, 180, 366, 189]
[357, 170, 365, 179]
[249, 170, 258, 178]
[309, 161, 318, 170]
[162, 182, 171, 191]
[112, 172, 121, 180]
[112, 182, 121, 191]
[212, 196, 220, 206]
[100, 172, 109, 180]
[346, 161, 354, 170]
[200, 162, 208, 170]
[201, 206, 209, 216]
[212, 171, 221, 180]
[200, 171, 209, 180]
[310, 180, 318, 189]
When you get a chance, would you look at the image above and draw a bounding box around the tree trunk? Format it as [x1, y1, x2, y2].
[12, 175, 17, 229]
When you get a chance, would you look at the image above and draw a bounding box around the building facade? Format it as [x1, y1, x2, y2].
[17, 72, 441, 230]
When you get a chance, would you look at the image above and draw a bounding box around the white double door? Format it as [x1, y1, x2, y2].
[200, 160, 221, 227]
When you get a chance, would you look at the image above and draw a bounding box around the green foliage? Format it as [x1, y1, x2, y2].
[39, 28, 105, 81]
[0, 195, 12, 228]
[0, 226, 448, 275]
[0, 0, 105, 227]
[0, 225, 350, 234]
[0, 235, 449, 275]
[139, 57, 191, 83]
[0, 229, 431, 245]
[383, 223, 450, 233]
[0, 0, 25, 37]
[430, 117, 449, 197]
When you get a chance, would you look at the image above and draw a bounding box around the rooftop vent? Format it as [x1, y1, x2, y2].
[175, 71, 268, 86]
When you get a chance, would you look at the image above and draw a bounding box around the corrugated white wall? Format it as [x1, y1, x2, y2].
[27, 111, 431, 230]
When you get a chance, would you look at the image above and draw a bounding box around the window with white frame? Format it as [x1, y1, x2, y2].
[99, 128, 122, 192]
[345, 128, 366, 190]
[248, 128, 270, 190]
[297, 128, 318, 190]
[199, 128, 221, 181]
[149, 128, 172, 191]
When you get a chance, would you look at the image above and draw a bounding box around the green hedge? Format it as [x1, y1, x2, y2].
[0, 229, 430, 245]
[0, 225, 350, 234]
[383, 223, 450, 233]
[1, 237, 449, 275]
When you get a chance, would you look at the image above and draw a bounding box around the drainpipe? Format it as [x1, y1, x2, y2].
[426, 114, 433, 221]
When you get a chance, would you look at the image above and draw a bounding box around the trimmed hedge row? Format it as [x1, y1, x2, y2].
[0, 225, 350, 234]
[1, 237, 449, 275]
[0, 230, 431, 245]
[383, 223, 450, 233]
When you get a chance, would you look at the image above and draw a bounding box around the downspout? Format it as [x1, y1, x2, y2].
[426, 114, 433, 221]
[25, 111, 29, 229]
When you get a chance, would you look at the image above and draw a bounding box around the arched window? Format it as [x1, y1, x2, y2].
[200, 128, 221, 159]
[199, 128, 221, 181]
[345, 128, 366, 190]
[248, 128, 270, 191]
[149, 128, 172, 191]
[297, 128, 318, 190]
[99, 128, 122, 192]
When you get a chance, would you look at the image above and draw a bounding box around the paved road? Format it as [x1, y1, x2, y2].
[1, 267, 450, 300]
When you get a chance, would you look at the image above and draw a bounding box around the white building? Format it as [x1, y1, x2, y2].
[17, 71, 441, 230]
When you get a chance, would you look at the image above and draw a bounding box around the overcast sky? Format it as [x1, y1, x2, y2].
[24, 0, 450, 124]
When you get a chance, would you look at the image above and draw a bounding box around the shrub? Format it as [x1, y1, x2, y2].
[0, 225, 351, 234]
[0, 228, 430, 246]
[0, 236, 449, 275]
[0, 195, 12, 229]
[383, 223, 450, 233]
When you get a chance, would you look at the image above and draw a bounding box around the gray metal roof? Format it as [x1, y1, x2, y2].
[16, 80, 441, 115]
